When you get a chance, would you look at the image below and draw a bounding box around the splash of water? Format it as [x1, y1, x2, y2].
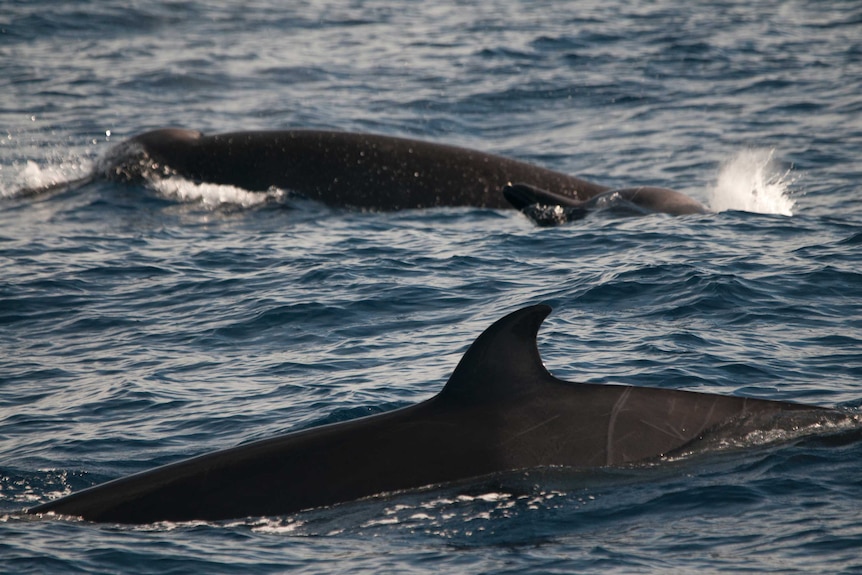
[151, 178, 287, 209]
[4, 159, 93, 198]
[708, 149, 797, 216]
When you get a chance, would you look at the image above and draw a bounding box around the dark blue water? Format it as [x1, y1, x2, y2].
[3, 1, 862, 573]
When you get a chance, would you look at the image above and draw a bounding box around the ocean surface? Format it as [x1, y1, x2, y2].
[2, 0, 862, 573]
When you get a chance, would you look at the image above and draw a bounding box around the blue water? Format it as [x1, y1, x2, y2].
[3, 0, 862, 572]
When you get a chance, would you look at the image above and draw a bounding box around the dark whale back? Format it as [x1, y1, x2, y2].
[103, 129, 610, 210]
[27, 305, 837, 524]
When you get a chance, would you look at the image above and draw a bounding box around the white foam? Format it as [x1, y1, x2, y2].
[150, 177, 287, 209]
[248, 517, 305, 534]
[708, 149, 797, 216]
[3, 159, 93, 198]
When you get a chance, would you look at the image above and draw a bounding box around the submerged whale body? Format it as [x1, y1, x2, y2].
[28, 305, 842, 524]
[504, 182, 709, 226]
[96, 128, 610, 210]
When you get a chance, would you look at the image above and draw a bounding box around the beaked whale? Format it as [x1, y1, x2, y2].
[20, 129, 708, 217]
[28, 305, 840, 524]
[96, 128, 610, 210]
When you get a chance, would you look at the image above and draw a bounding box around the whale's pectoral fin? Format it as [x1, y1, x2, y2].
[503, 182, 582, 209]
[502, 183, 588, 227]
[503, 182, 709, 226]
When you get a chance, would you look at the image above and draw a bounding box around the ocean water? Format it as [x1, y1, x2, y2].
[2, 0, 862, 573]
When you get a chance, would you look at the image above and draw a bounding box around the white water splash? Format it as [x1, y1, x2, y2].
[151, 177, 287, 209]
[708, 149, 797, 216]
[4, 158, 93, 198]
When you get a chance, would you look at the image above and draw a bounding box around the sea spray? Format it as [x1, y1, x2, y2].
[709, 149, 797, 216]
[4, 158, 94, 198]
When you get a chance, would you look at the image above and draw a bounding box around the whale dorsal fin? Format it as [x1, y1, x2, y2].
[438, 304, 559, 404]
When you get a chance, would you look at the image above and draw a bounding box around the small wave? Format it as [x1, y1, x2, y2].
[708, 148, 796, 216]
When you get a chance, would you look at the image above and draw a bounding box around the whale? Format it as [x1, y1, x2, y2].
[19, 128, 708, 216]
[27, 304, 842, 524]
[91, 128, 611, 210]
[503, 182, 710, 226]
